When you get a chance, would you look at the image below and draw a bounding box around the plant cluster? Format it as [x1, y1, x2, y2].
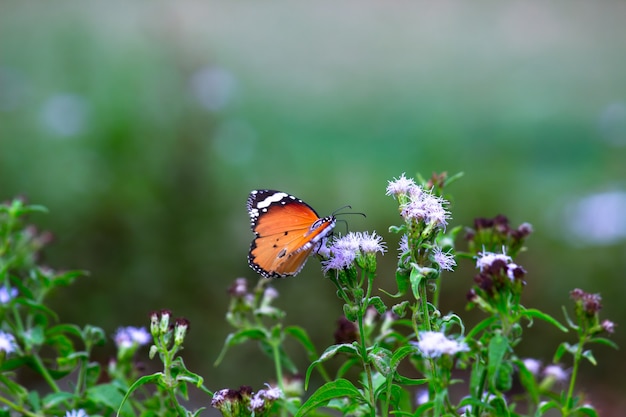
[0, 173, 617, 417]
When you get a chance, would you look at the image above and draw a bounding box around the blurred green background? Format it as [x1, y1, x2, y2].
[2, 0, 625, 413]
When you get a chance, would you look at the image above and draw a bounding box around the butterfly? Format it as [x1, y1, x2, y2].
[247, 189, 337, 278]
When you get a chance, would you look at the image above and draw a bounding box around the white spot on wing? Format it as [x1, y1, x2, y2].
[257, 192, 288, 209]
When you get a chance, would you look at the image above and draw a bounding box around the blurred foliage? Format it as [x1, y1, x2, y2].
[1, 0, 625, 412]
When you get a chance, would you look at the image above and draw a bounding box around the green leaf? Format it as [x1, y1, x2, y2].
[294, 379, 367, 417]
[386, 383, 412, 412]
[14, 298, 58, 322]
[554, 342, 576, 363]
[285, 326, 318, 359]
[85, 361, 102, 388]
[367, 296, 387, 315]
[41, 391, 74, 409]
[441, 313, 465, 335]
[214, 328, 268, 365]
[489, 395, 509, 417]
[391, 345, 416, 369]
[577, 404, 599, 417]
[368, 346, 392, 377]
[538, 400, 561, 413]
[25, 391, 40, 412]
[582, 349, 597, 366]
[87, 383, 129, 413]
[409, 267, 423, 300]
[466, 316, 498, 340]
[116, 373, 162, 417]
[305, 344, 359, 389]
[588, 337, 619, 350]
[561, 305, 578, 330]
[384, 269, 410, 298]
[48, 269, 86, 287]
[393, 374, 428, 386]
[171, 357, 205, 388]
[487, 333, 509, 391]
[521, 308, 568, 332]
[513, 359, 539, 404]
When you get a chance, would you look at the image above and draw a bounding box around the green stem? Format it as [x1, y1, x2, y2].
[357, 312, 376, 416]
[419, 280, 431, 331]
[30, 354, 60, 393]
[563, 337, 585, 416]
[356, 273, 376, 416]
[0, 395, 40, 417]
[271, 339, 287, 417]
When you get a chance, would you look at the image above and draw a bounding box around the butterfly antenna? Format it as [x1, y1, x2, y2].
[332, 205, 367, 218]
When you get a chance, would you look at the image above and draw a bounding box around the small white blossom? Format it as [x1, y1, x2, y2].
[414, 331, 469, 358]
[543, 364, 568, 382]
[0, 285, 18, 304]
[114, 326, 151, 349]
[416, 389, 429, 405]
[263, 287, 279, 303]
[522, 358, 542, 375]
[0, 331, 17, 354]
[65, 410, 88, 417]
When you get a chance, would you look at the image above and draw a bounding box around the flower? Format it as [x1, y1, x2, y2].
[413, 331, 469, 358]
[475, 250, 525, 281]
[229, 278, 248, 297]
[602, 319, 616, 333]
[0, 331, 17, 354]
[416, 389, 429, 405]
[0, 285, 18, 304]
[322, 247, 357, 273]
[174, 318, 190, 345]
[322, 231, 386, 273]
[400, 189, 450, 229]
[65, 410, 88, 417]
[475, 250, 512, 272]
[543, 364, 568, 382]
[114, 326, 151, 349]
[432, 246, 456, 271]
[359, 231, 387, 255]
[250, 385, 283, 412]
[262, 287, 279, 304]
[522, 358, 542, 375]
[386, 173, 417, 197]
[322, 233, 360, 273]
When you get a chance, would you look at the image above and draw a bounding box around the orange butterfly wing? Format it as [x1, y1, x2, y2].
[247, 190, 336, 278]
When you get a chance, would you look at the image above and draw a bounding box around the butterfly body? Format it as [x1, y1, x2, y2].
[247, 189, 336, 278]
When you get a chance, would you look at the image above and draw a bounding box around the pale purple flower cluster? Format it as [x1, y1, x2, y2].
[114, 326, 151, 349]
[0, 285, 18, 304]
[65, 410, 88, 417]
[0, 330, 17, 354]
[432, 246, 457, 271]
[385, 173, 417, 197]
[413, 331, 469, 358]
[250, 386, 283, 411]
[476, 250, 523, 281]
[401, 190, 450, 229]
[322, 231, 386, 273]
[387, 173, 451, 230]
